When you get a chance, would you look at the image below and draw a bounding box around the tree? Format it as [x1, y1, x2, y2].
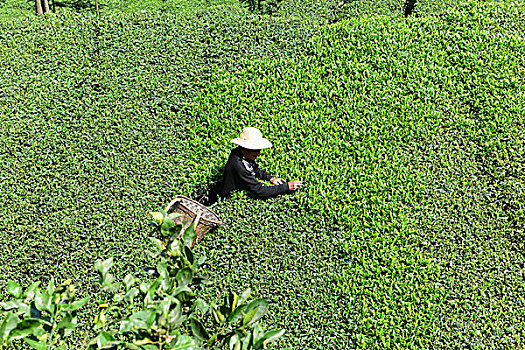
[404, 0, 417, 17]
[36, 0, 50, 14]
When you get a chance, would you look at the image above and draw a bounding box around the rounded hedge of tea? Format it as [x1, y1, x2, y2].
[1, 0, 524, 349]
[0, 4, 319, 346]
[183, 2, 525, 348]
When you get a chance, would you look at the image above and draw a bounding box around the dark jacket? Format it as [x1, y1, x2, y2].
[219, 147, 289, 199]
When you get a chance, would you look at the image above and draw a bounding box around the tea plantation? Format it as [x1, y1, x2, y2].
[1, 0, 524, 349]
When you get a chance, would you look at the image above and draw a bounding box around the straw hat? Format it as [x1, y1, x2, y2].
[231, 127, 272, 150]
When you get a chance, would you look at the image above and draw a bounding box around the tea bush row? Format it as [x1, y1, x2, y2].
[0, 5, 320, 346]
[1, 0, 524, 349]
[1, 215, 287, 349]
[279, 0, 525, 35]
[0, 0, 233, 18]
[182, 3, 525, 348]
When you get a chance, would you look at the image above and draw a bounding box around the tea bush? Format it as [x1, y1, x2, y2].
[1, 214, 286, 349]
[183, 2, 525, 348]
[0, 0, 233, 18]
[1, 0, 524, 349]
[0, 5, 318, 347]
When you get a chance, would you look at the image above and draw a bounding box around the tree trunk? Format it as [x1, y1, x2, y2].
[404, 0, 417, 17]
[95, 0, 100, 17]
[36, 0, 43, 14]
[42, 0, 50, 13]
[36, 0, 50, 14]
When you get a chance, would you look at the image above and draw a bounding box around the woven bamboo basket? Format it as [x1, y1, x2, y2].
[164, 195, 222, 246]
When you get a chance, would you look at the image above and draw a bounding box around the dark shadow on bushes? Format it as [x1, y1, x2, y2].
[239, 0, 282, 15]
[193, 164, 225, 206]
[54, 0, 103, 11]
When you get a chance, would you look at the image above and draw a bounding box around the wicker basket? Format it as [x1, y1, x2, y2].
[165, 195, 222, 246]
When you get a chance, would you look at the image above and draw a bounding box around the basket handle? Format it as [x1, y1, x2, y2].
[194, 210, 202, 231]
[177, 210, 203, 245]
[164, 197, 182, 213]
[191, 211, 203, 248]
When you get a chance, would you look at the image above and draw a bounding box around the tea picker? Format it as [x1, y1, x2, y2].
[156, 127, 301, 252]
[218, 127, 303, 199]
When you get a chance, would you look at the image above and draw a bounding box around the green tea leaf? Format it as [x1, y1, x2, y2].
[0, 312, 18, 343]
[168, 301, 183, 327]
[124, 274, 136, 291]
[129, 311, 151, 329]
[172, 286, 195, 302]
[8, 327, 34, 341]
[253, 329, 285, 348]
[243, 299, 268, 327]
[228, 304, 248, 324]
[56, 313, 77, 332]
[183, 222, 196, 247]
[23, 282, 40, 300]
[95, 330, 116, 347]
[195, 299, 209, 315]
[190, 317, 209, 341]
[149, 237, 164, 252]
[175, 267, 193, 287]
[171, 335, 200, 350]
[1, 300, 28, 313]
[228, 291, 239, 311]
[95, 257, 114, 277]
[146, 309, 156, 329]
[35, 291, 54, 314]
[68, 297, 89, 312]
[7, 281, 22, 299]
[240, 288, 252, 304]
[161, 217, 176, 236]
[151, 211, 164, 224]
[8, 318, 42, 342]
[47, 278, 55, 295]
[242, 307, 258, 327]
[229, 333, 241, 350]
[23, 337, 47, 350]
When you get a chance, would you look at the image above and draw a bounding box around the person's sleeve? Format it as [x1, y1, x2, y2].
[255, 165, 273, 181]
[236, 164, 289, 199]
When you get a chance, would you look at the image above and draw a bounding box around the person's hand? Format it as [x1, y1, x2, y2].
[287, 181, 303, 191]
[270, 177, 285, 185]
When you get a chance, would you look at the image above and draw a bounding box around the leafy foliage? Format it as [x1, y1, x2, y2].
[1, 0, 525, 349]
[182, 2, 525, 348]
[0, 0, 234, 17]
[403, 0, 416, 17]
[0, 5, 315, 345]
[0, 215, 285, 349]
[238, 0, 280, 14]
[88, 212, 285, 349]
[0, 279, 88, 349]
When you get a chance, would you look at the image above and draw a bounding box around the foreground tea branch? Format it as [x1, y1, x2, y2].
[0, 210, 285, 349]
